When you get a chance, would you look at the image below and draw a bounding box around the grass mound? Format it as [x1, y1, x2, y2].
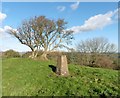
[2, 58, 119, 96]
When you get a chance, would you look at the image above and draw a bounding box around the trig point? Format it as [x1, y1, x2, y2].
[56, 55, 69, 76]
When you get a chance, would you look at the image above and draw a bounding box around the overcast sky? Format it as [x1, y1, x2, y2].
[0, 2, 118, 52]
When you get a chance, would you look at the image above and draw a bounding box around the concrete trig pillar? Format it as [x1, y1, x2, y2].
[56, 55, 69, 76]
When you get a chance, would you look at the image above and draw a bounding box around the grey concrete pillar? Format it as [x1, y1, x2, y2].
[56, 55, 69, 76]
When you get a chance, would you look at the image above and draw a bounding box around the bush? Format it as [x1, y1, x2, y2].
[93, 55, 113, 68]
[22, 50, 119, 70]
[3, 50, 21, 58]
[64, 52, 118, 70]
[64, 52, 81, 64]
[22, 51, 61, 60]
[22, 51, 32, 58]
[47, 51, 62, 61]
[112, 57, 120, 70]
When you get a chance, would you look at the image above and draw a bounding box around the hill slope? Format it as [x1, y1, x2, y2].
[2, 58, 119, 96]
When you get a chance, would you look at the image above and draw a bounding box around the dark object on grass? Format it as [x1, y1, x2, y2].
[49, 65, 56, 72]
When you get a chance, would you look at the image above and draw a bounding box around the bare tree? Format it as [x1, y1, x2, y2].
[9, 20, 41, 58]
[76, 37, 117, 66]
[76, 37, 117, 53]
[32, 16, 73, 60]
[9, 16, 73, 59]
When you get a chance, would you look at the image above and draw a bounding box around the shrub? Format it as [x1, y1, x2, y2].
[64, 52, 81, 65]
[22, 50, 119, 70]
[3, 50, 21, 58]
[94, 55, 113, 68]
[22, 51, 43, 58]
[47, 51, 62, 61]
[112, 58, 120, 70]
[22, 51, 61, 60]
[22, 51, 32, 58]
[36, 51, 43, 57]
[64, 52, 118, 70]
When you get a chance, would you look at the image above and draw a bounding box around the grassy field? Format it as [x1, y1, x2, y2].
[2, 58, 119, 96]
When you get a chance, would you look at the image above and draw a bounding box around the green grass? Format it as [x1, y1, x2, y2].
[2, 58, 119, 96]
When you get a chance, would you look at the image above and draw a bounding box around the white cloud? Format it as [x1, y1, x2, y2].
[0, 26, 17, 38]
[0, 26, 14, 33]
[57, 6, 66, 12]
[70, 1, 80, 10]
[112, 8, 120, 20]
[0, 28, 4, 33]
[69, 9, 118, 33]
[57, 1, 80, 12]
[0, 12, 7, 22]
[0, 12, 17, 39]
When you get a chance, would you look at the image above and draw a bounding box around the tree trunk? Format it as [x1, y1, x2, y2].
[41, 52, 48, 60]
[34, 52, 38, 58]
[29, 50, 35, 58]
[31, 51, 35, 58]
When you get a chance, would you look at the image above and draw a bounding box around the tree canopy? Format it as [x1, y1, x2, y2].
[9, 16, 74, 59]
[76, 37, 117, 53]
